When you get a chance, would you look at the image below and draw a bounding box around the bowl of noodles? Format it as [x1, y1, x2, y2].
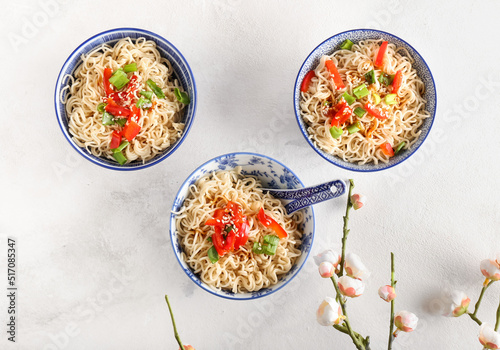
[55, 28, 197, 170]
[170, 152, 315, 300]
[294, 29, 436, 172]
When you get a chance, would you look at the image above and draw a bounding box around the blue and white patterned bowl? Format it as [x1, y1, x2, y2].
[170, 152, 315, 300]
[293, 29, 437, 172]
[54, 28, 197, 171]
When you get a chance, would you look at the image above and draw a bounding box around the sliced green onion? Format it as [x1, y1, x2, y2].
[139, 90, 154, 99]
[224, 225, 235, 234]
[112, 151, 127, 165]
[123, 63, 137, 73]
[253, 235, 279, 255]
[109, 69, 129, 90]
[136, 97, 152, 109]
[347, 122, 361, 134]
[252, 242, 265, 254]
[330, 126, 343, 139]
[354, 107, 366, 118]
[263, 235, 279, 246]
[263, 244, 277, 255]
[353, 84, 369, 99]
[378, 73, 394, 86]
[174, 87, 190, 105]
[394, 142, 406, 154]
[102, 111, 114, 126]
[373, 93, 381, 105]
[207, 246, 219, 264]
[364, 70, 376, 85]
[340, 39, 354, 50]
[384, 93, 397, 105]
[111, 141, 129, 153]
[342, 92, 356, 105]
[207, 236, 212, 243]
[97, 103, 106, 113]
[146, 79, 165, 99]
[115, 118, 127, 127]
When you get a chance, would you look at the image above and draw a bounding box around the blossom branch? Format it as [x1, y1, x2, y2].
[388, 252, 395, 350]
[467, 280, 493, 326]
[339, 179, 354, 277]
[495, 296, 500, 332]
[165, 295, 186, 350]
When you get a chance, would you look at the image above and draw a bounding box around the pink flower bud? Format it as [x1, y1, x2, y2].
[314, 249, 341, 269]
[179, 346, 195, 350]
[338, 276, 364, 298]
[479, 324, 500, 349]
[318, 261, 335, 278]
[350, 194, 366, 210]
[442, 290, 470, 317]
[378, 285, 396, 302]
[316, 297, 345, 326]
[344, 253, 371, 280]
[480, 259, 500, 281]
[394, 311, 418, 333]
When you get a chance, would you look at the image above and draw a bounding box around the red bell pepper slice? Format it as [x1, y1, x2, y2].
[364, 102, 388, 120]
[234, 221, 250, 250]
[374, 41, 388, 68]
[125, 75, 139, 100]
[212, 226, 227, 256]
[129, 105, 141, 123]
[300, 70, 316, 92]
[109, 131, 121, 149]
[103, 68, 114, 96]
[325, 60, 345, 90]
[258, 208, 287, 239]
[122, 120, 141, 141]
[391, 70, 402, 94]
[205, 209, 225, 226]
[380, 142, 394, 157]
[331, 104, 353, 127]
[105, 98, 130, 118]
[222, 230, 236, 252]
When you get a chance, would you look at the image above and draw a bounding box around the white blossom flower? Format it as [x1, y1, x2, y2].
[394, 311, 418, 333]
[479, 324, 500, 349]
[316, 297, 344, 326]
[441, 290, 470, 317]
[314, 250, 341, 270]
[338, 276, 365, 298]
[345, 253, 371, 280]
[318, 261, 335, 278]
[350, 194, 366, 210]
[480, 259, 500, 282]
[378, 285, 397, 302]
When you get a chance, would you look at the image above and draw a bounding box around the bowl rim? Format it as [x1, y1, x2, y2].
[169, 151, 316, 300]
[54, 27, 197, 171]
[293, 28, 437, 172]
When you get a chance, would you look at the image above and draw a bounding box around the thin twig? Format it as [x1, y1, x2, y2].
[467, 280, 493, 326]
[388, 252, 395, 350]
[330, 277, 365, 350]
[339, 179, 354, 277]
[165, 295, 185, 350]
[495, 296, 500, 332]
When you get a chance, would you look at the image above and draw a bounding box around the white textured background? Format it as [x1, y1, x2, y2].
[1, 0, 499, 349]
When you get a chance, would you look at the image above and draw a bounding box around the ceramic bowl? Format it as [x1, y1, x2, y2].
[55, 27, 197, 170]
[293, 29, 437, 172]
[170, 152, 315, 300]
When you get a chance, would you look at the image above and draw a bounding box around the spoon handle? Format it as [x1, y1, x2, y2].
[263, 179, 346, 214]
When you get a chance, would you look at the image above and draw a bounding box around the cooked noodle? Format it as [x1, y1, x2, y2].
[300, 39, 430, 164]
[61, 37, 185, 163]
[175, 168, 304, 293]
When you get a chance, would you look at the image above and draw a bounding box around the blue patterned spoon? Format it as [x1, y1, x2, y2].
[262, 179, 346, 214]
